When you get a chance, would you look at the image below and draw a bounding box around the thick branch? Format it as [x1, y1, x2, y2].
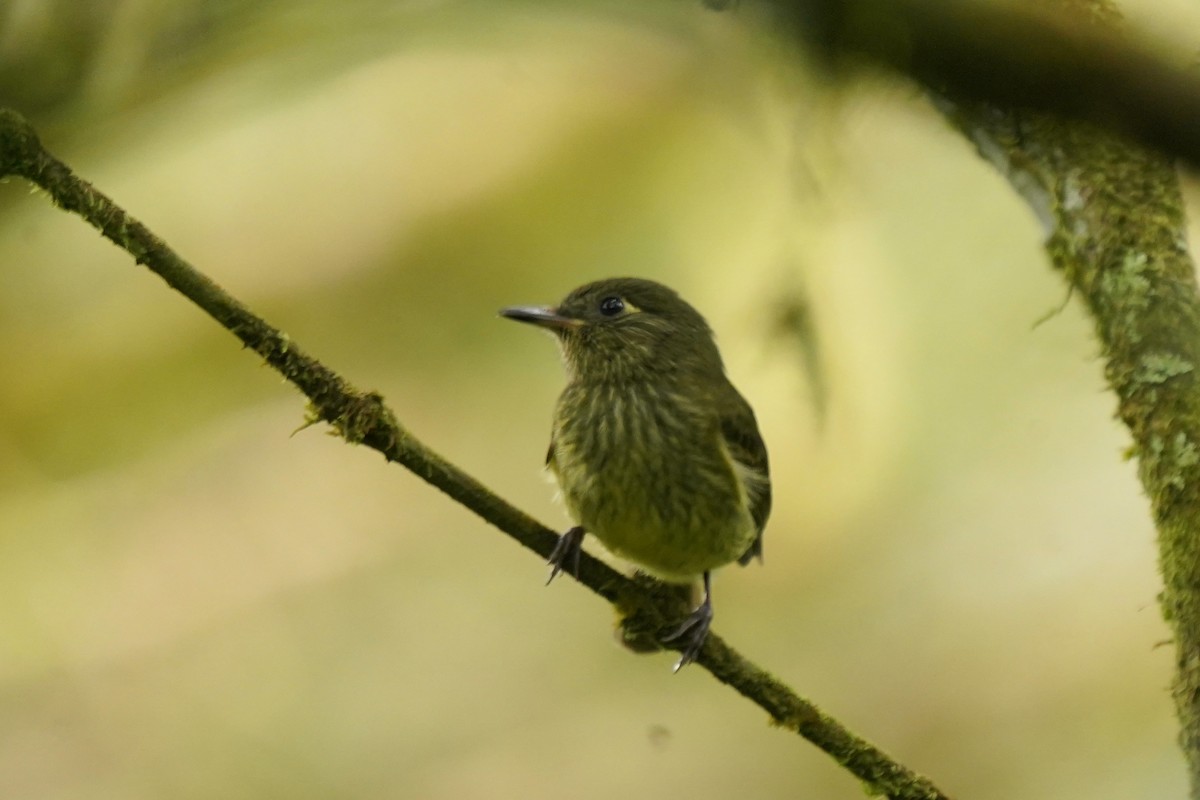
[763, 0, 1200, 170]
[919, 3, 1200, 794]
[0, 108, 950, 800]
[944, 96, 1200, 794]
[731, 0, 1200, 785]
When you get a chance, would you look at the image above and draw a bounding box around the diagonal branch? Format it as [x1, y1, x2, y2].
[0, 108, 951, 800]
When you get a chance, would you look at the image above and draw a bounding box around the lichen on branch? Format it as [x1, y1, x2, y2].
[937, 57, 1200, 800]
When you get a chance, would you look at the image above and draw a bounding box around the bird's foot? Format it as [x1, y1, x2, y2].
[546, 526, 585, 584]
[662, 596, 713, 672]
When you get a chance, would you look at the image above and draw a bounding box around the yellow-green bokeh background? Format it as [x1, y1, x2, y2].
[0, 1, 1195, 797]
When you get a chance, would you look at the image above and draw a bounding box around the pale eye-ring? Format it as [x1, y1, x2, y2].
[599, 296, 625, 317]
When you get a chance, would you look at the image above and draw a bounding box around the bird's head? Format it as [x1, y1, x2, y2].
[500, 277, 724, 382]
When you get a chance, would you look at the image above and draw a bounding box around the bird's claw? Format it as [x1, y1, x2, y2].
[546, 526, 585, 584]
[662, 601, 714, 672]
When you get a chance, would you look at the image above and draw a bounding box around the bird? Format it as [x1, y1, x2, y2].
[500, 277, 771, 670]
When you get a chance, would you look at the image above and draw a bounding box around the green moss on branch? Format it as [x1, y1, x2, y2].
[0, 107, 950, 800]
[941, 47, 1200, 800]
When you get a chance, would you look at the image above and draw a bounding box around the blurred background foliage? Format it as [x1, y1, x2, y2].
[0, 0, 1196, 797]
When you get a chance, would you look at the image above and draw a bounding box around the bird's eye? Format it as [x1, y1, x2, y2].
[598, 296, 625, 317]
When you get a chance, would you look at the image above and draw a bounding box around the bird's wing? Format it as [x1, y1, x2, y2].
[718, 388, 771, 566]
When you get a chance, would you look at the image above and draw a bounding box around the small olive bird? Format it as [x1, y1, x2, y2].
[500, 277, 771, 669]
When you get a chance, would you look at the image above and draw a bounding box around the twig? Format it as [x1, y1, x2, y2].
[0, 108, 952, 800]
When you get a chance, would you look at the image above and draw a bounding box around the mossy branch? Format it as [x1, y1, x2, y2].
[921, 0, 1200, 791]
[0, 108, 950, 800]
[708, 0, 1200, 788]
[769, 0, 1200, 171]
[939, 95, 1200, 794]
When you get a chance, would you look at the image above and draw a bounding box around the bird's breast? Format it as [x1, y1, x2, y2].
[550, 381, 756, 582]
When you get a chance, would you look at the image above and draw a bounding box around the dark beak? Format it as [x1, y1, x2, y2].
[499, 305, 582, 330]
